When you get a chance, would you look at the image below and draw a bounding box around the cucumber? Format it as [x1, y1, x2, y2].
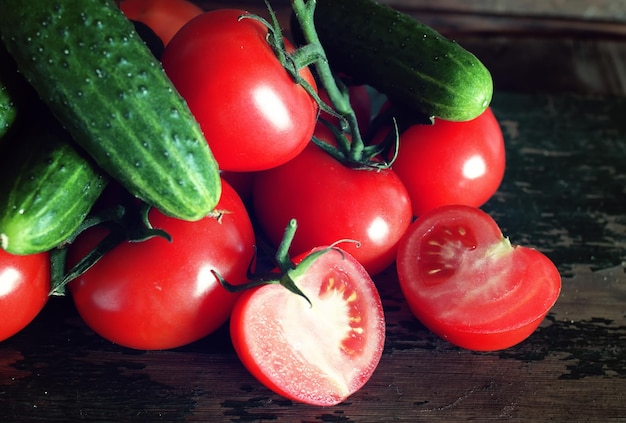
[0, 44, 16, 139]
[0, 109, 108, 255]
[291, 0, 493, 122]
[0, 0, 221, 221]
[0, 43, 38, 144]
[0, 42, 41, 150]
[0, 75, 16, 141]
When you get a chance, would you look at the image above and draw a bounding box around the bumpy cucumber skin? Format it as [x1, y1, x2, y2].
[297, 0, 493, 122]
[0, 0, 221, 220]
[0, 44, 22, 141]
[0, 80, 16, 140]
[0, 117, 108, 255]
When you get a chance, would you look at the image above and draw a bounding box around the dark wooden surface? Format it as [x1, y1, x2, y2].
[2, 2, 626, 422]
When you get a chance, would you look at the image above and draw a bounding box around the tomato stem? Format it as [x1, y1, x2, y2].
[48, 196, 172, 296]
[243, 4, 335, 115]
[290, 0, 367, 161]
[274, 219, 296, 271]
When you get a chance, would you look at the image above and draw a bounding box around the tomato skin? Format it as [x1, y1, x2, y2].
[68, 180, 256, 350]
[318, 85, 371, 135]
[230, 247, 385, 406]
[118, 0, 203, 45]
[161, 9, 318, 172]
[252, 140, 413, 276]
[391, 107, 505, 216]
[220, 170, 255, 206]
[0, 249, 49, 342]
[396, 205, 561, 351]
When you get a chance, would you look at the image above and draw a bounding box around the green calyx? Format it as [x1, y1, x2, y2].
[214, 219, 359, 306]
[49, 195, 172, 297]
[245, 0, 401, 169]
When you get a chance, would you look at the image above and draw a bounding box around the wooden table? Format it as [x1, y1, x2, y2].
[2, 2, 626, 421]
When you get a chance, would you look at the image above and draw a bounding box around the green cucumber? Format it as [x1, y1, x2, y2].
[0, 76, 16, 141]
[0, 43, 39, 144]
[0, 44, 17, 140]
[292, 0, 493, 122]
[0, 0, 221, 221]
[0, 110, 108, 255]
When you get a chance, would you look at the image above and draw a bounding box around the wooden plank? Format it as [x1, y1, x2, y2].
[383, 0, 626, 22]
[0, 93, 625, 422]
[189, 1, 626, 40]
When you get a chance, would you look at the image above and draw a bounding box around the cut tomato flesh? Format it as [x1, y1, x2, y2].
[230, 248, 385, 406]
[397, 205, 561, 351]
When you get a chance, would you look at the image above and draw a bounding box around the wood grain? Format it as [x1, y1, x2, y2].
[1, 2, 626, 421]
[1, 92, 625, 422]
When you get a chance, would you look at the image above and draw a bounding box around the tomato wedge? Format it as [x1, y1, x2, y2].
[396, 205, 561, 351]
[229, 247, 385, 406]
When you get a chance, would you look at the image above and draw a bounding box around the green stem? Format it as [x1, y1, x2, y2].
[290, 0, 366, 162]
[48, 199, 171, 296]
[275, 219, 298, 273]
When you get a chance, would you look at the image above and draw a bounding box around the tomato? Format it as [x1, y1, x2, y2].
[390, 107, 505, 216]
[68, 180, 256, 350]
[230, 246, 385, 406]
[161, 9, 319, 172]
[0, 249, 49, 342]
[253, 135, 413, 276]
[220, 170, 255, 206]
[396, 205, 561, 351]
[118, 0, 203, 45]
[318, 84, 372, 135]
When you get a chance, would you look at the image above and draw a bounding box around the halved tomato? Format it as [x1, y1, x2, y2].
[229, 246, 385, 406]
[396, 205, 561, 351]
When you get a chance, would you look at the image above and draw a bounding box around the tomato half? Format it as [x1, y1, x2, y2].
[230, 247, 385, 406]
[253, 138, 413, 276]
[68, 180, 256, 350]
[0, 249, 49, 342]
[396, 205, 561, 351]
[391, 107, 505, 216]
[118, 0, 203, 45]
[161, 9, 318, 172]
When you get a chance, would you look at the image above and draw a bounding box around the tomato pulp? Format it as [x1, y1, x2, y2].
[230, 247, 385, 406]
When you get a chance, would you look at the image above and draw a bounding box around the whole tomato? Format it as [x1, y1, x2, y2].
[317, 84, 372, 135]
[391, 107, 505, 216]
[253, 130, 413, 276]
[68, 180, 256, 350]
[161, 9, 318, 172]
[0, 248, 49, 342]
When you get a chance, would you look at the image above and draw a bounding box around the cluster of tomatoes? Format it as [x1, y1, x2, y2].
[0, 0, 561, 407]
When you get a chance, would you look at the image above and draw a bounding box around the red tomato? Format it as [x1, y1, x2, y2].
[0, 249, 49, 342]
[230, 247, 385, 406]
[318, 84, 371, 135]
[161, 9, 319, 172]
[396, 205, 561, 351]
[253, 137, 412, 276]
[220, 170, 255, 206]
[391, 107, 505, 216]
[118, 0, 203, 45]
[68, 180, 256, 350]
